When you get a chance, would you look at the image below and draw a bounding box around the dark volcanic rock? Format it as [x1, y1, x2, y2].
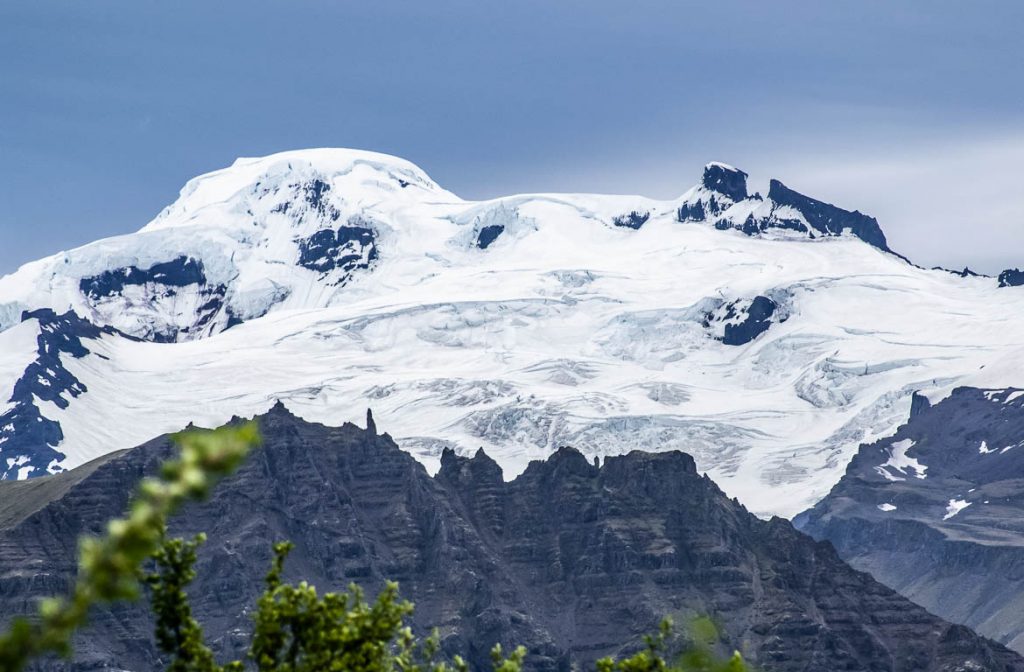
[932, 266, 985, 278]
[677, 164, 897, 256]
[708, 295, 778, 344]
[477, 224, 505, 249]
[677, 199, 712, 223]
[612, 211, 650, 230]
[767, 180, 890, 252]
[0, 310, 122, 480]
[296, 218, 379, 281]
[79, 256, 206, 300]
[78, 256, 230, 342]
[798, 386, 1024, 655]
[998, 269, 1024, 287]
[0, 407, 1019, 671]
[701, 164, 749, 202]
[703, 296, 782, 346]
[677, 164, 748, 223]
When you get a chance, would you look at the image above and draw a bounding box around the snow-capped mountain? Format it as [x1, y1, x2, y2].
[3, 147, 1024, 517]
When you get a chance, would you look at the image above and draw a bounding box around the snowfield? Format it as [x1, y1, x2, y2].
[2, 148, 1024, 518]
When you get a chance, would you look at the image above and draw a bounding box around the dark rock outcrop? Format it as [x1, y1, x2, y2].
[933, 266, 985, 278]
[476, 224, 504, 249]
[612, 211, 650, 230]
[798, 386, 1024, 654]
[296, 219, 379, 281]
[79, 256, 207, 300]
[766, 180, 890, 252]
[701, 164, 748, 202]
[78, 256, 229, 342]
[677, 164, 896, 255]
[998, 269, 1024, 287]
[677, 200, 707, 223]
[0, 310, 123, 480]
[702, 296, 783, 346]
[677, 164, 748, 223]
[0, 407, 1019, 671]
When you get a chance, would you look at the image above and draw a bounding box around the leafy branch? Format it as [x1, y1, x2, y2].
[0, 422, 259, 672]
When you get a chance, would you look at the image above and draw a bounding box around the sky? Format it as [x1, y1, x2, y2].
[1, 1, 1022, 275]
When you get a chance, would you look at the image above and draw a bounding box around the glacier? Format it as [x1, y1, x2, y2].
[2, 147, 1024, 518]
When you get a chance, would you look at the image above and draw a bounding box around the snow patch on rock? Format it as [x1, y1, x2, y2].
[876, 439, 928, 482]
[944, 498, 972, 520]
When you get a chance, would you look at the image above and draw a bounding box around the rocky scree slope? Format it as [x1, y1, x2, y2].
[0, 406, 1020, 672]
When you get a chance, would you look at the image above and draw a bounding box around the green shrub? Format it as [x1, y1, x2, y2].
[144, 532, 746, 672]
[0, 422, 259, 672]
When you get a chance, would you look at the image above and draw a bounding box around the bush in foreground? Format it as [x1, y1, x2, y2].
[146, 533, 748, 672]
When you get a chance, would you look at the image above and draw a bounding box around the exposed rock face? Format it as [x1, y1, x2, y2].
[998, 269, 1024, 287]
[0, 309, 123, 480]
[78, 256, 207, 300]
[1, 407, 1020, 671]
[798, 387, 1024, 655]
[677, 164, 749, 223]
[476, 224, 504, 249]
[78, 256, 231, 342]
[701, 163, 749, 203]
[676, 164, 893, 253]
[933, 266, 984, 278]
[766, 180, 890, 252]
[612, 211, 650, 230]
[702, 296, 781, 346]
[296, 220, 379, 280]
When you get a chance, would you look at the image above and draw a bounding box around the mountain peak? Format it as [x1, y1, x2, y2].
[0, 147, 998, 519]
[701, 162, 749, 202]
[266, 399, 297, 418]
[767, 179, 890, 251]
[145, 147, 452, 235]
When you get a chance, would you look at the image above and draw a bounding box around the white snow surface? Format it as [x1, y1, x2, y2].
[3, 148, 1024, 517]
[0, 321, 40, 417]
[944, 498, 972, 520]
[875, 439, 928, 482]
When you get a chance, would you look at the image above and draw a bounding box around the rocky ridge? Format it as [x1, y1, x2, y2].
[0, 406, 1019, 672]
[798, 386, 1024, 655]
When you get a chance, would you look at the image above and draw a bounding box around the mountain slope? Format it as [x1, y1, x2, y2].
[3, 149, 1024, 517]
[0, 407, 1019, 672]
[797, 378, 1024, 654]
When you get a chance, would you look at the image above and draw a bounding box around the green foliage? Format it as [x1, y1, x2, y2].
[249, 542, 412, 672]
[145, 534, 747, 672]
[489, 645, 527, 672]
[146, 534, 224, 672]
[596, 616, 748, 672]
[0, 422, 260, 672]
[146, 536, 523, 672]
[675, 617, 747, 672]
[392, 622, 468, 672]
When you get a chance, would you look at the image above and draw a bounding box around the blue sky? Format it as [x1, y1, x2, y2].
[1, 1, 1022, 274]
